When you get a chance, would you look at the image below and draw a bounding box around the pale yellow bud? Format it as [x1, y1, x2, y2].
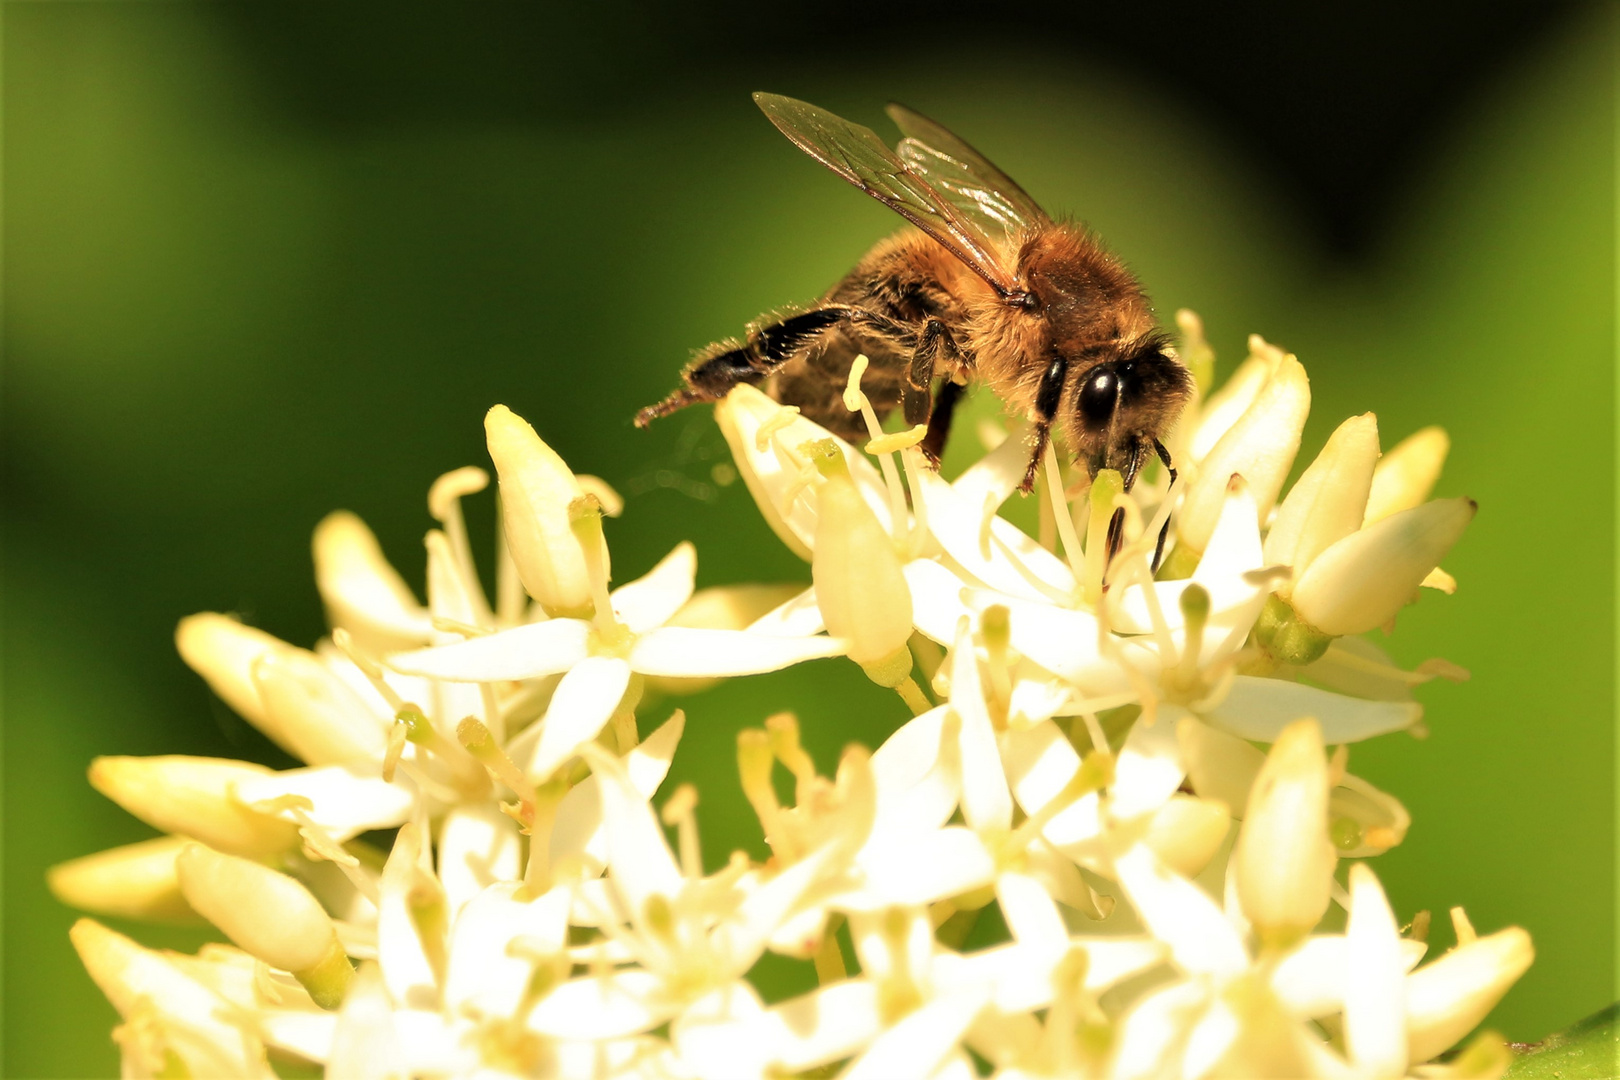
[1186, 334, 1287, 462]
[69, 918, 271, 1076]
[1292, 497, 1476, 636]
[811, 462, 913, 686]
[484, 404, 594, 617]
[1179, 354, 1311, 552]
[312, 510, 431, 654]
[176, 845, 344, 977]
[1406, 927, 1534, 1063]
[1266, 413, 1380, 587]
[88, 756, 298, 859]
[174, 613, 287, 745]
[1364, 426, 1449, 526]
[250, 647, 389, 767]
[1141, 794, 1231, 878]
[1234, 719, 1336, 947]
[48, 836, 199, 924]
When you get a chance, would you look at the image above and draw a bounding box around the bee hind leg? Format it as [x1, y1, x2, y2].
[635, 307, 855, 428]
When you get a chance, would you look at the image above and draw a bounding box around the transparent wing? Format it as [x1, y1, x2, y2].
[754, 92, 1022, 297]
[886, 102, 1050, 238]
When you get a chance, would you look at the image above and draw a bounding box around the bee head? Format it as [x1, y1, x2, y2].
[1065, 337, 1193, 486]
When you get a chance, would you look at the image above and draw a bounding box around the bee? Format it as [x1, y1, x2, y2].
[636, 92, 1193, 516]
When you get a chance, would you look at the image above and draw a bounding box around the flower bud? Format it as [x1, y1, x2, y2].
[88, 756, 298, 859]
[1364, 426, 1449, 526]
[1179, 354, 1310, 552]
[251, 647, 389, 767]
[1186, 335, 1287, 462]
[1265, 413, 1380, 587]
[48, 836, 199, 924]
[811, 451, 914, 687]
[312, 510, 432, 654]
[1291, 497, 1475, 636]
[1234, 720, 1335, 948]
[484, 404, 594, 618]
[176, 844, 353, 1008]
[1141, 794, 1231, 878]
[174, 613, 286, 743]
[1406, 927, 1533, 1063]
[69, 918, 270, 1076]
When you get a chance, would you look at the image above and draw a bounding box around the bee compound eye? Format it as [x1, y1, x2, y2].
[1078, 366, 1119, 426]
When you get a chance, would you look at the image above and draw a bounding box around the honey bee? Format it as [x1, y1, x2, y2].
[636, 92, 1193, 509]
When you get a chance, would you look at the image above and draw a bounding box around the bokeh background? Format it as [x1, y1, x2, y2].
[4, 3, 1613, 1075]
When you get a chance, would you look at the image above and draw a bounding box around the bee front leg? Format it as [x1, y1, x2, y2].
[901, 318, 968, 467]
[1020, 355, 1069, 493]
[635, 306, 856, 427]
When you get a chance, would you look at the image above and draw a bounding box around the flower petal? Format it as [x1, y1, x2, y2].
[1202, 676, 1420, 743]
[870, 707, 960, 837]
[629, 626, 845, 677]
[1112, 712, 1186, 820]
[914, 466, 1072, 602]
[715, 384, 892, 558]
[1113, 844, 1248, 978]
[578, 744, 682, 921]
[841, 988, 989, 1080]
[850, 827, 995, 909]
[1344, 864, 1407, 1076]
[746, 586, 826, 636]
[527, 970, 674, 1039]
[313, 511, 433, 654]
[611, 542, 697, 635]
[519, 657, 632, 783]
[950, 624, 1013, 833]
[443, 882, 570, 1016]
[437, 803, 522, 919]
[903, 560, 976, 644]
[236, 766, 415, 842]
[551, 711, 684, 873]
[387, 618, 591, 682]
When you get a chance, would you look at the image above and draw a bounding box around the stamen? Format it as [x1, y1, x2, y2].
[1043, 441, 1088, 592]
[755, 405, 802, 452]
[331, 629, 406, 711]
[980, 605, 1014, 725]
[897, 447, 932, 556]
[520, 776, 570, 899]
[813, 914, 848, 984]
[457, 717, 539, 811]
[765, 713, 816, 803]
[568, 496, 623, 637]
[844, 355, 910, 547]
[428, 466, 494, 626]
[1173, 584, 1211, 688]
[1081, 467, 1124, 607]
[1450, 906, 1478, 946]
[431, 615, 488, 638]
[1078, 712, 1110, 756]
[659, 783, 704, 879]
[737, 729, 789, 861]
[492, 494, 528, 628]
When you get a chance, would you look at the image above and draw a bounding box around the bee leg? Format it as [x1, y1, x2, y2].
[635, 307, 856, 427]
[902, 318, 964, 460]
[1150, 437, 1177, 573]
[920, 379, 966, 465]
[1019, 355, 1069, 494]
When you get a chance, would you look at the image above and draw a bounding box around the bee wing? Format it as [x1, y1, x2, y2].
[754, 92, 1023, 298]
[885, 102, 1051, 238]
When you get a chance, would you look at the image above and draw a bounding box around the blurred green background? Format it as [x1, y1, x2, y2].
[3, 3, 1612, 1075]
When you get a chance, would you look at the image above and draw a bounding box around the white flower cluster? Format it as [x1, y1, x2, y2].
[54, 314, 1531, 1079]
